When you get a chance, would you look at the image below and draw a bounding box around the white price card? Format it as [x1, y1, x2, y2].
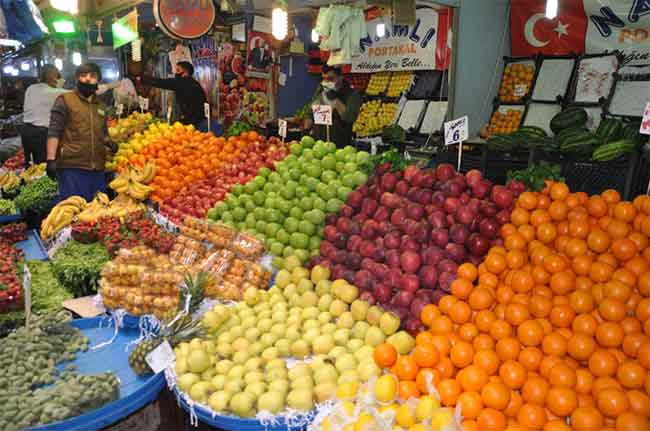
[444, 116, 469, 146]
[312, 105, 333, 126]
[167, 106, 172, 123]
[640, 102, 650, 135]
[145, 340, 174, 373]
[23, 264, 31, 326]
[514, 84, 528, 97]
[204, 102, 210, 118]
[139, 96, 149, 111]
[278, 119, 288, 138]
[369, 137, 382, 155]
[116, 104, 124, 116]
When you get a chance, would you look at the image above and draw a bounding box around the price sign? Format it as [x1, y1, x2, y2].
[312, 105, 333, 126]
[204, 102, 210, 118]
[640, 102, 650, 136]
[145, 340, 174, 373]
[116, 104, 124, 116]
[23, 264, 31, 327]
[368, 137, 382, 155]
[278, 119, 288, 138]
[167, 106, 172, 123]
[138, 96, 149, 111]
[444, 116, 469, 146]
[514, 84, 528, 97]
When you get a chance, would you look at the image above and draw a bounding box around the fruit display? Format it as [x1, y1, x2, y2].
[487, 108, 524, 137]
[498, 61, 535, 102]
[107, 111, 156, 146]
[0, 198, 16, 215]
[0, 222, 27, 243]
[366, 71, 391, 95]
[14, 175, 57, 215]
[346, 73, 370, 92]
[170, 258, 409, 419]
[0, 312, 119, 431]
[1, 149, 24, 171]
[372, 185, 650, 431]
[311, 163, 523, 334]
[241, 92, 270, 126]
[108, 161, 156, 201]
[0, 171, 21, 194]
[226, 121, 252, 138]
[207, 137, 370, 267]
[51, 240, 111, 297]
[353, 100, 398, 137]
[386, 71, 414, 97]
[100, 246, 183, 318]
[161, 135, 288, 223]
[0, 240, 23, 313]
[19, 163, 46, 183]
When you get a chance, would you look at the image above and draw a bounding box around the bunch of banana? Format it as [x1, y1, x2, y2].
[130, 162, 156, 185]
[77, 194, 112, 223]
[0, 172, 21, 192]
[109, 175, 129, 194]
[41, 196, 88, 239]
[19, 163, 46, 183]
[126, 181, 153, 201]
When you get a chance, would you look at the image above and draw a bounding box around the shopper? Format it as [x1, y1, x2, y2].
[46, 63, 117, 201]
[306, 65, 361, 148]
[141, 61, 207, 129]
[20, 64, 68, 167]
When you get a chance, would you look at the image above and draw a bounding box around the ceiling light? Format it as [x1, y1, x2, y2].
[376, 23, 386, 38]
[72, 52, 82, 66]
[272, 7, 288, 40]
[545, 0, 558, 19]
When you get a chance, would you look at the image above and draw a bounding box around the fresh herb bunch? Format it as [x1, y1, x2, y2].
[360, 147, 409, 174]
[51, 240, 110, 297]
[28, 260, 73, 313]
[14, 176, 58, 214]
[226, 121, 252, 138]
[0, 199, 16, 215]
[507, 162, 564, 191]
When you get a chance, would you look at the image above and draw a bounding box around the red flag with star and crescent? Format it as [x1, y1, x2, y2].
[511, 0, 588, 56]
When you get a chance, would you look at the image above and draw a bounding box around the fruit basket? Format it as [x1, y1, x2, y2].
[28, 317, 166, 431]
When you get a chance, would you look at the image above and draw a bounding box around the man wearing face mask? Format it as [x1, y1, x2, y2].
[140, 61, 207, 129]
[47, 63, 117, 201]
[20, 64, 68, 167]
[305, 65, 361, 148]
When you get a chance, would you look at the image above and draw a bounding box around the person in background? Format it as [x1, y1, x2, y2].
[20, 64, 67, 167]
[305, 65, 361, 148]
[141, 61, 207, 130]
[47, 63, 117, 201]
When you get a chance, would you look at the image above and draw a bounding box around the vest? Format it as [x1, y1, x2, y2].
[57, 91, 106, 171]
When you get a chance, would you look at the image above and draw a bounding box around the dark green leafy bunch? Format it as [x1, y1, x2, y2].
[14, 176, 58, 214]
[360, 147, 409, 174]
[508, 162, 564, 191]
[382, 124, 406, 145]
[51, 241, 110, 297]
[226, 120, 253, 138]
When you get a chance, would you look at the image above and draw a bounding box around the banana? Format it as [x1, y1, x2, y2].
[139, 162, 156, 184]
[127, 181, 153, 201]
[96, 192, 110, 206]
[63, 196, 88, 208]
[109, 176, 129, 194]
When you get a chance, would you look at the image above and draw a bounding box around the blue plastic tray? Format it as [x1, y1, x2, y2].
[174, 387, 317, 431]
[15, 229, 48, 260]
[28, 317, 166, 431]
[0, 208, 21, 223]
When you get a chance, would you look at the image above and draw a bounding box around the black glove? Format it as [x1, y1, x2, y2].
[326, 90, 340, 100]
[110, 141, 118, 153]
[46, 160, 57, 179]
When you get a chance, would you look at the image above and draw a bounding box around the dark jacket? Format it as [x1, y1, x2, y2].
[48, 91, 110, 171]
[311, 81, 361, 148]
[147, 76, 207, 127]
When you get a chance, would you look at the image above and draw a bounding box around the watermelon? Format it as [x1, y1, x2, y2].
[560, 131, 602, 156]
[487, 134, 518, 152]
[592, 139, 637, 162]
[595, 118, 624, 142]
[621, 123, 641, 144]
[518, 126, 548, 138]
[550, 107, 589, 134]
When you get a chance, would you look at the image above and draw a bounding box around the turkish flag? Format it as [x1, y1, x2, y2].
[436, 7, 453, 70]
[511, 0, 588, 56]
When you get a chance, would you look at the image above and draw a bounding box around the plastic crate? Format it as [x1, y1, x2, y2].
[434, 147, 484, 174]
[483, 149, 531, 185]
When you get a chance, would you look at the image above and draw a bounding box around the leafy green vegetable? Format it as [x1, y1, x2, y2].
[51, 241, 110, 297]
[508, 162, 564, 191]
[14, 176, 58, 214]
[0, 199, 16, 215]
[226, 121, 253, 138]
[360, 147, 409, 174]
[382, 124, 406, 145]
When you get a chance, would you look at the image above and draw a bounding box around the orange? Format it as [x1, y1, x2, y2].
[546, 385, 577, 417]
[548, 363, 577, 388]
[458, 262, 479, 281]
[518, 347, 543, 371]
[517, 403, 548, 429]
[500, 360, 527, 389]
[496, 337, 521, 361]
[398, 380, 420, 400]
[575, 368, 594, 394]
[590, 261, 614, 283]
[567, 333, 596, 361]
[437, 378, 461, 406]
[537, 223, 557, 244]
[477, 408, 507, 431]
[521, 376, 549, 405]
[510, 270, 535, 293]
[598, 298, 626, 322]
[595, 321, 624, 347]
[550, 183, 569, 201]
[622, 333, 647, 358]
[588, 349, 618, 377]
[450, 341, 474, 368]
[430, 335, 451, 357]
[420, 304, 440, 327]
[415, 331, 435, 347]
[587, 229, 611, 253]
[571, 406, 603, 430]
[473, 349, 500, 376]
[412, 343, 439, 368]
[543, 419, 571, 431]
[627, 389, 650, 417]
[430, 315, 453, 335]
[616, 360, 646, 389]
[505, 303, 530, 326]
[373, 343, 398, 368]
[459, 322, 479, 342]
[482, 380, 511, 410]
[394, 355, 419, 381]
[457, 391, 483, 420]
[549, 271, 575, 295]
[438, 295, 458, 315]
[611, 238, 638, 261]
[518, 191, 539, 210]
[511, 208, 530, 226]
[486, 253, 508, 274]
[415, 368, 440, 394]
[572, 313, 598, 335]
[601, 189, 621, 205]
[469, 287, 495, 310]
[474, 310, 497, 332]
[568, 290, 595, 314]
[542, 332, 567, 357]
[490, 320, 513, 341]
[458, 364, 489, 392]
[517, 320, 544, 346]
[451, 279, 474, 300]
[616, 413, 650, 431]
[505, 233, 527, 251]
[549, 200, 568, 221]
[596, 387, 629, 418]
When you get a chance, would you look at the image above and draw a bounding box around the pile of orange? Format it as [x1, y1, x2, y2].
[487, 109, 524, 136]
[135, 127, 260, 203]
[498, 62, 535, 103]
[374, 183, 650, 431]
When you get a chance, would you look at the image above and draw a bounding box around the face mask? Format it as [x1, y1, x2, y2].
[322, 81, 336, 90]
[77, 81, 98, 98]
[175, 73, 183, 78]
[56, 78, 64, 88]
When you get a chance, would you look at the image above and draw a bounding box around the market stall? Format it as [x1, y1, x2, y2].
[0, 0, 649, 430]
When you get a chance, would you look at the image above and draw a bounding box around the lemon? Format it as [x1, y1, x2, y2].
[415, 395, 439, 421]
[374, 375, 397, 403]
[336, 381, 359, 400]
[395, 404, 416, 428]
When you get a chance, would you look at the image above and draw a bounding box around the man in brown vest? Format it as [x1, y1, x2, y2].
[46, 63, 117, 201]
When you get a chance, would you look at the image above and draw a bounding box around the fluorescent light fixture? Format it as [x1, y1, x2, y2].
[54, 58, 63, 71]
[376, 22, 386, 38]
[50, 0, 78, 14]
[20, 62, 30, 71]
[72, 52, 82, 66]
[3, 66, 12, 74]
[0, 39, 22, 47]
[311, 29, 319, 43]
[545, 0, 558, 19]
[10, 67, 18, 76]
[272, 7, 288, 40]
[53, 19, 75, 33]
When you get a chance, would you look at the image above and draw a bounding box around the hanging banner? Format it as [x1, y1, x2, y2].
[153, 0, 216, 40]
[351, 6, 453, 73]
[512, 0, 650, 65]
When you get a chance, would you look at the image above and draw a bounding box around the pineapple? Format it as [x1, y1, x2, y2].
[128, 271, 208, 375]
